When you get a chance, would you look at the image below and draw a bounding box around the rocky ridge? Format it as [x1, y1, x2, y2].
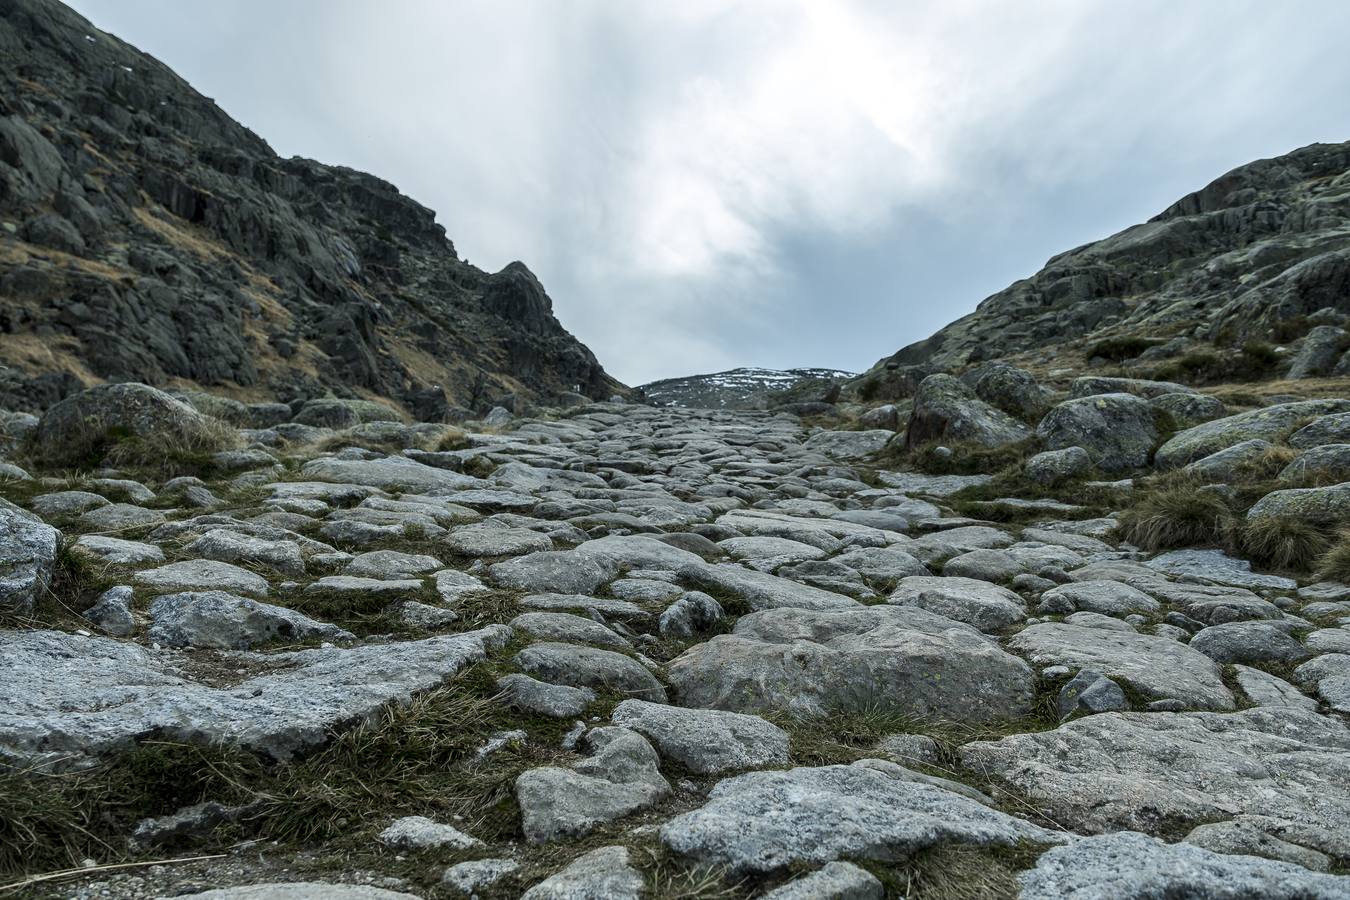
[0, 0, 624, 416]
[859, 139, 1350, 386]
[640, 367, 855, 410]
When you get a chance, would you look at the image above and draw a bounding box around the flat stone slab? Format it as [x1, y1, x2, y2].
[611, 698, 789, 774]
[667, 605, 1033, 723]
[147, 591, 352, 649]
[888, 575, 1026, 633]
[1020, 831, 1350, 900]
[301, 456, 488, 493]
[877, 471, 993, 496]
[961, 706, 1350, 858]
[71, 534, 165, 566]
[1144, 548, 1297, 590]
[133, 560, 270, 597]
[0, 626, 510, 770]
[1009, 622, 1234, 710]
[679, 561, 860, 611]
[660, 764, 1061, 875]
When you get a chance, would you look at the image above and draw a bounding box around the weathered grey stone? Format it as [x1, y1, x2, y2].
[667, 605, 1034, 722]
[30, 490, 109, 518]
[301, 456, 487, 493]
[679, 561, 859, 611]
[1290, 412, 1350, 449]
[961, 706, 1350, 856]
[33, 383, 224, 468]
[186, 884, 421, 899]
[509, 612, 630, 649]
[1155, 400, 1350, 469]
[491, 551, 612, 594]
[444, 522, 554, 557]
[1183, 438, 1275, 482]
[611, 699, 789, 774]
[516, 727, 670, 842]
[344, 550, 442, 579]
[0, 498, 59, 614]
[1189, 621, 1312, 665]
[1280, 444, 1350, 484]
[1057, 669, 1128, 719]
[888, 575, 1026, 632]
[1019, 831, 1350, 900]
[1150, 391, 1226, 426]
[1009, 622, 1234, 709]
[147, 591, 352, 649]
[496, 673, 595, 718]
[658, 591, 724, 637]
[1288, 325, 1348, 379]
[803, 429, 895, 460]
[378, 815, 480, 850]
[1233, 664, 1318, 711]
[761, 861, 883, 900]
[304, 575, 423, 597]
[134, 559, 270, 597]
[1040, 580, 1160, 617]
[1071, 376, 1196, 400]
[83, 585, 136, 636]
[1247, 482, 1350, 526]
[441, 859, 519, 893]
[967, 362, 1051, 420]
[1025, 446, 1092, 485]
[905, 374, 1033, 449]
[1037, 393, 1159, 471]
[660, 764, 1060, 875]
[71, 534, 165, 566]
[521, 845, 645, 900]
[186, 529, 304, 576]
[514, 642, 666, 702]
[1185, 820, 1331, 871]
[0, 626, 510, 769]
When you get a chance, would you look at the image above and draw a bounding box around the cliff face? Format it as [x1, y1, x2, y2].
[873, 141, 1350, 374]
[0, 0, 624, 413]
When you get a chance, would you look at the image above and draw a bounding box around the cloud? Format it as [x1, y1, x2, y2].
[68, 0, 1350, 384]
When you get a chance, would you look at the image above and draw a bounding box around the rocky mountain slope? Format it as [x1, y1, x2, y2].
[0, 0, 623, 415]
[869, 140, 1350, 376]
[640, 366, 853, 409]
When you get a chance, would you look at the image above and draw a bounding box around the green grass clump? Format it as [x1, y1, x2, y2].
[894, 438, 1040, 477]
[100, 417, 242, 479]
[1236, 515, 1330, 571]
[1115, 479, 1233, 551]
[1316, 531, 1350, 583]
[1085, 336, 1160, 363]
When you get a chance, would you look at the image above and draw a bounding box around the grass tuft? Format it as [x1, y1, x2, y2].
[1114, 478, 1232, 551]
[100, 417, 242, 478]
[1316, 531, 1350, 583]
[1235, 515, 1330, 572]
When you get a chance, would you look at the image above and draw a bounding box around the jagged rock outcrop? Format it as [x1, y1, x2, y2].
[0, 0, 623, 413]
[865, 141, 1350, 373]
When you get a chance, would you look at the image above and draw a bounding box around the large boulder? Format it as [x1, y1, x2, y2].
[660, 765, 1061, 876]
[1247, 482, 1350, 526]
[903, 374, 1032, 449]
[1287, 325, 1348, 379]
[960, 706, 1350, 858]
[1021, 832, 1350, 899]
[1070, 376, 1196, 399]
[292, 398, 403, 428]
[1155, 399, 1350, 469]
[1008, 622, 1234, 710]
[0, 498, 60, 615]
[965, 362, 1051, 420]
[666, 605, 1035, 723]
[0, 627, 510, 770]
[33, 383, 223, 467]
[1036, 393, 1158, 471]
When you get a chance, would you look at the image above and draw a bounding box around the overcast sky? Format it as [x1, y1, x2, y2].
[69, 1, 1350, 385]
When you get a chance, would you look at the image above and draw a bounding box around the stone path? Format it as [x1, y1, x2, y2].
[4, 400, 1350, 898]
